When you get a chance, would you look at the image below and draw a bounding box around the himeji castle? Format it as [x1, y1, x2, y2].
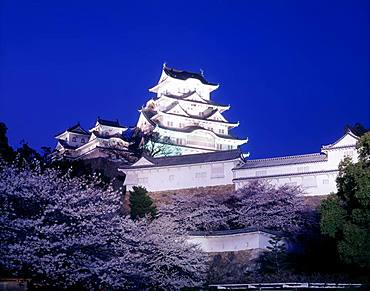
[136, 64, 248, 155]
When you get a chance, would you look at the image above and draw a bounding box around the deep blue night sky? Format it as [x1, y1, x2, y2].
[0, 0, 368, 158]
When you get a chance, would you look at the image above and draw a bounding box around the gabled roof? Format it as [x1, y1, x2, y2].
[54, 123, 89, 137]
[57, 139, 78, 150]
[321, 129, 359, 150]
[140, 109, 157, 126]
[96, 118, 125, 128]
[158, 110, 238, 127]
[159, 93, 230, 109]
[122, 149, 243, 169]
[91, 131, 127, 141]
[238, 153, 328, 169]
[162, 101, 190, 117]
[163, 65, 218, 86]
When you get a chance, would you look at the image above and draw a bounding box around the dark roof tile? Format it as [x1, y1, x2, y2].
[239, 153, 328, 169]
[124, 149, 243, 168]
[163, 66, 218, 86]
[97, 118, 125, 128]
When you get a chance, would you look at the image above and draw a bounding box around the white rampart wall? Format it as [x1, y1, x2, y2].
[187, 231, 274, 253]
[122, 159, 240, 192]
[233, 133, 358, 195]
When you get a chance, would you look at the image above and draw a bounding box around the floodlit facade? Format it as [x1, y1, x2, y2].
[53, 118, 131, 160]
[136, 64, 248, 156]
[120, 149, 245, 192]
[233, 130, 359, 196]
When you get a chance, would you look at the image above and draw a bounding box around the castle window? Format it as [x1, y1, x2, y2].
[81, 138, 85, 144]
[195, 172, 206, 179]
[302, 176, 317, 188]
[219, 129, 225, 134]
[217, 144, 223, 150]
[72, 137, 77, 142]
[227, 145, 233, 150]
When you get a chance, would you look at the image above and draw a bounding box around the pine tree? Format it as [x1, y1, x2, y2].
[129, 186, 157, 220]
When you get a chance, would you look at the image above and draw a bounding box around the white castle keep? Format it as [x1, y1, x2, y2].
[136, 64, 248, 155]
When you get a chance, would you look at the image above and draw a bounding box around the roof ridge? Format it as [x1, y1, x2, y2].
[246, 152, 323, 162]
[149, 148, 241, 161]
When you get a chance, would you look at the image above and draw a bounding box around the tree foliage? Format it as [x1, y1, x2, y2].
[129, 186, 157, 220]
[259, 236, 288, 274]
[143, 131, 182, 157]
[160, 181, 309, 234]
[0, 162, 206, 289]
[0, 122, 15, 162]
[320, 133, 370, 269]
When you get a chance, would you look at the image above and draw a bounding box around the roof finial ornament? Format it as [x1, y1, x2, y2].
[163, 62, 167, 68]
[200, 68, 204, 77]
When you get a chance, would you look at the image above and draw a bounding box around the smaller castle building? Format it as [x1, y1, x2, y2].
[53, 118, 131, 160]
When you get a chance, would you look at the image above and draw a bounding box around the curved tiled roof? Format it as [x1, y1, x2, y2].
[157, 124, 243, 141]
[188, 227, 281, 237]
[123, 149, 243, 169]
[54, 123, 89, 137]
[163, 66, 218, 86]
[239, 153, 328, 169]
[97, 118, 125, 128]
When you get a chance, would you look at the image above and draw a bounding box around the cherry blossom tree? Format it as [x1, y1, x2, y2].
[159, 194, 233, 231]
[230, 180, 309, 233]
[0, 161, 206, 289]
[159, 181, 309, 234]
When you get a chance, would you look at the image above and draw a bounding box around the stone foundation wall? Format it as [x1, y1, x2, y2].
[149, 184, 235, 205]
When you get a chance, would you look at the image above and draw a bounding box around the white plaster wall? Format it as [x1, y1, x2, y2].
[233, 145, 358, 195]
[123, 159, 239, 192]
[187, 231, 274, 253]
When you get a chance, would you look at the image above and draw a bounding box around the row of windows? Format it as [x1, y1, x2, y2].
[71, 136, 86, 144]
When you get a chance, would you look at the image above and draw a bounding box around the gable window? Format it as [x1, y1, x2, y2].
[72, 137, 77, 142]
[81, 138, 85, 144]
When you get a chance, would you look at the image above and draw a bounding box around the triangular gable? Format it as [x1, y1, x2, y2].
[164, 102, 190, 117]
[133, 156, 155, 167]
[183, 91, 208, 103]
[322, 130, 359, 150]
[207, 110, 227, 122]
